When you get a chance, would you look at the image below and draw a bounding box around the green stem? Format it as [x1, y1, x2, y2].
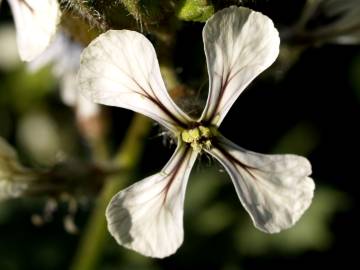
[70, 114, 152, 270]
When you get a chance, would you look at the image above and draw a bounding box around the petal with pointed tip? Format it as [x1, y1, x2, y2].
[106, 143, 197, 258]
[8, 0, 60, 61]
[207, 135, 314, 233]
[78, 30, 193, 132]
[200, 6, 280, 126]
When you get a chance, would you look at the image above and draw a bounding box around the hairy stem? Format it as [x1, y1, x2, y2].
[61, 0, 109, 32]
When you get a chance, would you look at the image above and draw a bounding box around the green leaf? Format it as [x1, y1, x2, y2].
[176, 0, 214, 22]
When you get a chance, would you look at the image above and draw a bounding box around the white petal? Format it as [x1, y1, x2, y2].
[8, 0, 60, 61]
[207, 135, 314, 233]
[60, 71, 79, 107]
[76, 93, 100, 118]
[200, 6, 280, 126]
[106, 143, 197, 258]
[61, 71, 100, 118]
[78, 30, 193, 132]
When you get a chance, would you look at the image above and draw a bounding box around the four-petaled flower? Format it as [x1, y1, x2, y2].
[0, 0, 60, 61]
[79, 6, 315, 258]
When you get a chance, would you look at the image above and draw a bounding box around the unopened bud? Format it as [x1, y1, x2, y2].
[0, 137, 34, 201]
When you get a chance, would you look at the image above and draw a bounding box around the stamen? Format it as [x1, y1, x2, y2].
[181, 125, 217, 152]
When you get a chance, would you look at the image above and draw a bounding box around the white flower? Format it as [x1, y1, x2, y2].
[0, 0, 60, 61]
[29, 33, 99, 118]
[78, 6, 315, 258]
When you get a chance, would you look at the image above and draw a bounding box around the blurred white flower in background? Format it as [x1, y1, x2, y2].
[17, 111, 62, 165]
[295, 0, 360, 44]
[319, 0, 360, 44]
[29, 33, 99, 120]
[0, 24, 20, 70]
[0, 0, 60, 61]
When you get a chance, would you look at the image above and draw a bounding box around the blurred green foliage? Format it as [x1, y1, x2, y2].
[176, 0, 214, 22]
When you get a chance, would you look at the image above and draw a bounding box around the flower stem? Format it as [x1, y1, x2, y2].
[62, 0, 108, 32]
[70, 114, 152, 270]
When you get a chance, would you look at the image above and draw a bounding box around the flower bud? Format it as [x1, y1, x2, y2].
[0, 137, 34, 201]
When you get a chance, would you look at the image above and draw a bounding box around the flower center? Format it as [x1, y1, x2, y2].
[181, 125, 216, 152]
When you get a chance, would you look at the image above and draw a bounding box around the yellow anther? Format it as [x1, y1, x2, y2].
[181, 127, 201, 143]
[204, 140, 212, 150]
[191, 142, 202, 152]
[188, 128, 200, 140]
[199, 126, 211, 138]
[181, 125, 217, 152]
[181, 130, 193, 143]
